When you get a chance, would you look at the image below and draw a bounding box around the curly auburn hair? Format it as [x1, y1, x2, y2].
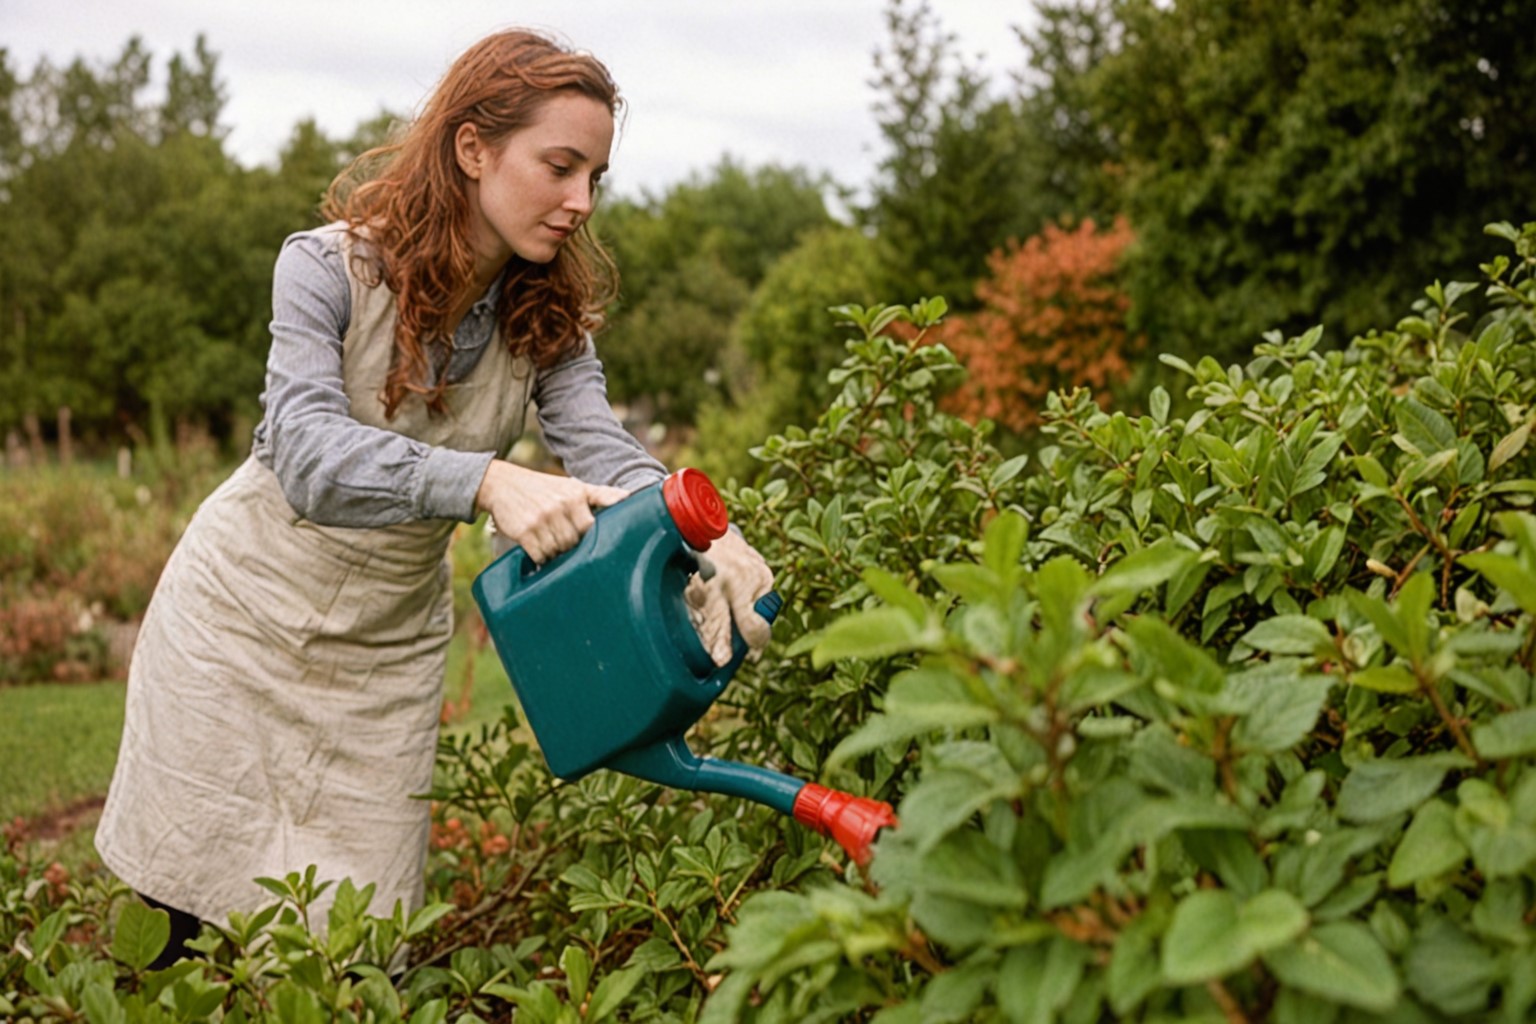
[321, 29, 622, 419]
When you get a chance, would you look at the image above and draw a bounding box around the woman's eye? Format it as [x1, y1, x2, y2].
[548, 163, 571, 176]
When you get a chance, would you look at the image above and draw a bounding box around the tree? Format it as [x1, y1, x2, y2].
[0, 37, 352, 449]
[160, 35, 227, 140]
[935, 217, 1140, 435]
[1011, 0, 1124, 230]
[732, 226, 884, 417]
[1094, 0, 1536, 360]
[863, 0, 1036, 307]
[591, 158, 834, 424]
[685, 225, 884, 483]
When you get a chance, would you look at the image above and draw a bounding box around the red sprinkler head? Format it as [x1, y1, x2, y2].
[792, 784, 898, 866]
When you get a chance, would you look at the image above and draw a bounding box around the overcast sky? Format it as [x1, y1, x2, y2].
[5, 0, 1035, 200]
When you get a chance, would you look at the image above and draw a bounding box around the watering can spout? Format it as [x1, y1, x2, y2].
[606, 736, 803, 817]
[791, 784, 898, 867]
[607, 737, 897, 865]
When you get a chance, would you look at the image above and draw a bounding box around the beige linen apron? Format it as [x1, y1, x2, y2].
[97, 231, 533, 926]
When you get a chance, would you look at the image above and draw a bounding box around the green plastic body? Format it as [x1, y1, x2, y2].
[472, 479, 797, 814]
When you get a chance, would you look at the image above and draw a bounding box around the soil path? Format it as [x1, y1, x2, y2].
[9, 793, 107, 844]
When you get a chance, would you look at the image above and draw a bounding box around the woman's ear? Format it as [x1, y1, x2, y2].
[454, 122, 484, 180]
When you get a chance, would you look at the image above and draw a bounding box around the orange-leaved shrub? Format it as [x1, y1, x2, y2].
[935, 216, 1141, 433]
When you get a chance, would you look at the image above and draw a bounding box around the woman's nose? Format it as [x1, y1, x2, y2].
[564, 180, 595, 218]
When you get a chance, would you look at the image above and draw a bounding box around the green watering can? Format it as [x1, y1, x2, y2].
[472, 469, 895, 864]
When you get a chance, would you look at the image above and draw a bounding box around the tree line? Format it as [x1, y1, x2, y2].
[1, 0, 1532, 470]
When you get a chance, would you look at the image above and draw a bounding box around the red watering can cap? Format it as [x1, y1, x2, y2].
[663, 468, 729, 550]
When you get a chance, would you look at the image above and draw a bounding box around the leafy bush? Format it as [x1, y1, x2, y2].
[705, 221, 1536, 1021]
[718, 298, 1028, 786]
[935, 217, 1142, 437]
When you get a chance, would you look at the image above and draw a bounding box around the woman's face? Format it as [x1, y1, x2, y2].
[457, 91, 614, 271]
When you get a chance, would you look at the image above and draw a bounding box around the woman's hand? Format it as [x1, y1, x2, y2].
[684, 530, 776, 667]
[475, 460, 628, 564]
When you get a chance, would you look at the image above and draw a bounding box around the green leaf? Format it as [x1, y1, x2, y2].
[585, 966, 645, 1022]
[919, 955, 993, 1023]
[1487, 422, 1530, 473]
[997, 938, 1089, 1024]
[111, 901, 171, 972]
[1472, 706, 1536, 759]
[1237, 615, 1333, 656]
[897, 744, 1022, 853]
[1305, 526, 1346, 583]
[1395, 398, 1456, 455]
[983, 511, 1027, 579]
[560, 945, 592, 1003]
[862, 567, 927, 621]
[1126, 616, 1224, 695]
[1237, 890, 1310, 955]
[1230, 671, 1332, 754]
[1350, 664, 1419, 694]
[1461, 551, 1536, 618]
[1348, 588, 1411, 654]
[930, 562, 1002, 602]
[1403, 916, 1500, 1017]
[1455, 778, 1536, 878]
[1093, 541, 1196, 602]
[992, 453, 1030, 488]
[1162, 890, 1248, 983]
[1107, 912, 1162, 1016]
[1395, 571, 1435, 662]
[1264, 922, 1400, 1013]
[828, 669, 998, 768]
[1353, 454, 1389, 487]
[405, 901, 454, 939]
[1336, 754, 1470, 824]
[1388, 798, 1468, 890]
[407, 998, 450, 1024]
[81, 983, 128, 1024]
[811, 606, 942, 667]
[1293, 433, 1344, 495]
[1161, 889, 1309, 986]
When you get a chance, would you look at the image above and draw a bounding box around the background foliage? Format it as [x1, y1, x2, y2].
[934, 217, 1141, 437]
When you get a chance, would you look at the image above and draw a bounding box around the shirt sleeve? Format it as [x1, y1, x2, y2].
[533, 336, 668, 493]
[255, 231, 493, 526]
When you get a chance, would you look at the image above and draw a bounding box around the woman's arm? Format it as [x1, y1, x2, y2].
[254, 230, 494, 526]
[531, 337, 668, 492]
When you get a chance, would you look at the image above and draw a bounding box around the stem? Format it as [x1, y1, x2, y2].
[1205, 978, 1250, 1024]
[1518, 621, 1536, 673]
[1394, 494, 1452, 588]
[900, 929, 947, 976]
[1211, 717, 1240, 800]
[647, 889, 711, 985]
[1417, 668, 1482, 766]
[1388, 543, 1430, 600]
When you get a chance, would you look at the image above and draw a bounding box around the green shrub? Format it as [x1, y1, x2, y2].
[705, 221, 1536, 1022]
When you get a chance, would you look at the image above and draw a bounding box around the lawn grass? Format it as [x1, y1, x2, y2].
[0, 680, 125, 825]
[0, 631, 526, 875]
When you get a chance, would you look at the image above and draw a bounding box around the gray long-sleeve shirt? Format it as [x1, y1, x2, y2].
[250, 228, 665, 527]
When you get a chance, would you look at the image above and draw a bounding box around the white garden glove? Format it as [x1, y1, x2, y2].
[684, 530, 775, 667]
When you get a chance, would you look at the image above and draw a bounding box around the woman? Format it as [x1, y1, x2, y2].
[95, 29, 774, 964]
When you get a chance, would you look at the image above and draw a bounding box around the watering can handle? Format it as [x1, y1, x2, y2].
[728, 591, 784, 661]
